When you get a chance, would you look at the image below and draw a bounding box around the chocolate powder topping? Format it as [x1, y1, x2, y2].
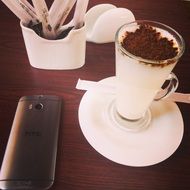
[121, 24, 178, 61]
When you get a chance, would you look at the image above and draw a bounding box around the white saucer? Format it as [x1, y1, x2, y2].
[78, 77, 184, 167]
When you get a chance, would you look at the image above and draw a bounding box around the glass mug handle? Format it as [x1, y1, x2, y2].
[154, 72, 179, 101]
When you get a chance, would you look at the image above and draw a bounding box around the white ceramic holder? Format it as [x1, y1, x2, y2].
[20, 22, 86, 70]
[85, 4, 135, 43]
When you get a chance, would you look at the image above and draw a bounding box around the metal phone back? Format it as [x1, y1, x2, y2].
[0, 95, 62, 189]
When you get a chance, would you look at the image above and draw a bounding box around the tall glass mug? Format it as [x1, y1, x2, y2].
[115, 20, 185, 132]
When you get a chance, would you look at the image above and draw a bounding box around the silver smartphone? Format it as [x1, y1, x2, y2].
[0, 95, 62, 190]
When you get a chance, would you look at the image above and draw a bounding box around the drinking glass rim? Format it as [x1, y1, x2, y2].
[115, 20, 185, 65]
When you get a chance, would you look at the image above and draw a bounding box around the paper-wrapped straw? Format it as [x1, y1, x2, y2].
[17, 0, 38, 24]
[49, 0, 76, 30]
[76, 79, 190, 104]
[73, 0, 89, 29]
[20, 0, 37, 18]
[76, 79, 115, 94]
[1, 0, 33, 24]
[32, 0, 56, 39]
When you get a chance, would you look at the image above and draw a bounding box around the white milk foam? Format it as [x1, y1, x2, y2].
[116, 26, 179, 120]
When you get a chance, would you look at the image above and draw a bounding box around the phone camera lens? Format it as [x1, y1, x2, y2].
[35, 103, 43, 110]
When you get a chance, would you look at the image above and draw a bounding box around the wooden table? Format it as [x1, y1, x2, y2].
[0, 0, 190, 189]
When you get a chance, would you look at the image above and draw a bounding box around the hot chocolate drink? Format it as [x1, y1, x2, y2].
[115, 21, 184, 121]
